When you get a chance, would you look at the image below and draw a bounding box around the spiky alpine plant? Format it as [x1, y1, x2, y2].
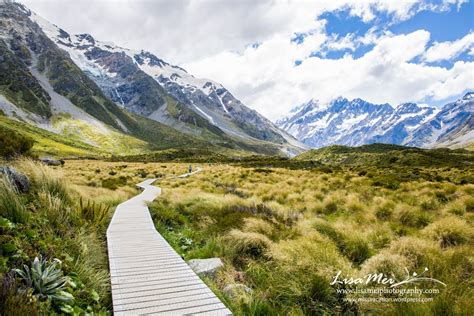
[14, 255, 73, 302]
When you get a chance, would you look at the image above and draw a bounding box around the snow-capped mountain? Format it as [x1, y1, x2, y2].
[0, 0, 303, 156]
[406, 92, 473, 148]
[29, 11, 303, 152]
[277, 97, 440, 148]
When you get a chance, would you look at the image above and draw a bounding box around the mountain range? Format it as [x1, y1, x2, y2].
[0, 0, 471, 158]
[0, 0, 304, 157]
[277, 93, 473, 149]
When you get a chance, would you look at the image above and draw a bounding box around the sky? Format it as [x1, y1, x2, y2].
[20, 0, 474, 121]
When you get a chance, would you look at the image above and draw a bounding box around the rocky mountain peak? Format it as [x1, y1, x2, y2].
[462, 91, 473, 101]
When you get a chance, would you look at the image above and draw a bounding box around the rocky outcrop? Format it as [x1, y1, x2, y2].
[0, 166, 30, 192]
[39, 158, 64, 166]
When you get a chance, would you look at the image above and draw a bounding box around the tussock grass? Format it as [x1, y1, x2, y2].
[16, 159, 69, 202]
[62, 159, 474, 314]
[423, 217, 472, 248]
[0, 176, 28, 223]
[360, 252, 410, 281]
[225, 230, 272, 261]
[1, 159, 113, 314]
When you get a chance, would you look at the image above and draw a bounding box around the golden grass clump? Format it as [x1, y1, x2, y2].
[37, 191, 74, 233]
[242, 218, 274, 237]
[422, 217, 473, 248]
[373, 197, 395, 221]
[360, 252, 410, 281]
[225, 229, 273, 260]
[388, 236, 442, 270]
[0, 176, 28, 223]
[270, 232, 351, 276]
[15, 159, 69, 202]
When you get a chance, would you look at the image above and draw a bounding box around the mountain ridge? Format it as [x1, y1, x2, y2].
[29, 9, 304, 153]
[277, 93, 472, 149]
[0, 1, 304, 157]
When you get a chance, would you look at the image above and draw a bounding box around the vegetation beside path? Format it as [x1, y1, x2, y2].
[0, 159, 114, 314]
[147, 155, 473, 315]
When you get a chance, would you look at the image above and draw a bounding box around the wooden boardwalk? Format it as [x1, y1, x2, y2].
[107, 172, 232, 315]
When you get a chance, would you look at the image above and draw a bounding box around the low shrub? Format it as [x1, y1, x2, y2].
[0, 126, 34, 158]
[101, 176, 128, 190]
[0, 272, 38, 315]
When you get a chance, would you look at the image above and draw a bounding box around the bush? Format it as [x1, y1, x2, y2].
[137, 169, 149, 178]
[0, 126, 34, 158]
[101, 176, 128, 190]
[0, 273, 38, 316]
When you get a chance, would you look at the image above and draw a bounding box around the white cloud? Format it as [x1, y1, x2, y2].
[424, 32, 474, 62]
[325, 33, 357, 51]
[185, 29, 473, 120]
[19, 0, 472, 121]
[20, 0, 436, 64]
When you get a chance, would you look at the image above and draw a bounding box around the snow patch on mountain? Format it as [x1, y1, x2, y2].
[277, 97, 448, 148]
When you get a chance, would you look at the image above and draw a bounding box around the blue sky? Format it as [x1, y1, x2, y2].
[183, 0, 474, 119]
[317, 1, 473, 66]
[22, 0, 474, 120]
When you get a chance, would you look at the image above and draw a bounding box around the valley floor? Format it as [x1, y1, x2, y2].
[1, 156, 473, 315]
[68, 158, 473, 315]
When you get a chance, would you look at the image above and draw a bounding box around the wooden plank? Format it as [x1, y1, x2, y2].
[107, 172, 231, 315]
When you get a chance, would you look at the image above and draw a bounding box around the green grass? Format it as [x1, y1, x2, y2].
[0, 159, 112, 314]
[0, 116, 100, 158]
[296, 143, 473, 168]
[145, 156, 473, 315]
[0, 177, 29, 223]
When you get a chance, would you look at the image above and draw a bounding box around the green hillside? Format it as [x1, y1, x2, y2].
[295, 143, 473, 168]
[0, 116, 100, 157]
